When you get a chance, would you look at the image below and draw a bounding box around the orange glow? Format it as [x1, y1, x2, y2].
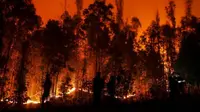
[66, 87, 76, 94]
[33, 0, 200, 31]
[23, 100, 40, 104]
[3, 0, 200, 103]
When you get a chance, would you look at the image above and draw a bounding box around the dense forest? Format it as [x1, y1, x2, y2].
[0, 0, 200, 104]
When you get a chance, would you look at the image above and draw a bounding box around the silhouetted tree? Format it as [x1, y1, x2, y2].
[175, 31, 200, 84]
[0, 8, 3, 53]
[115, 0, 124, 28]
[42, 20, 66, 96]
[76, 0, 83, 16]
[0, 0, 41, 103]
[175, 14, 200, 84]
[175, 0, 200, 93]
[146, 12, 165, 81]
[108, 16, 140, 97]
[163, 0, 177, 75]
[82, 1, 113, 73]
[15, 41, 29, 105]
[41, 16, 77, 97]
[181, 0, 197, 33]
[0, 8, 5, 100]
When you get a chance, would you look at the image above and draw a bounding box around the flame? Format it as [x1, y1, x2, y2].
[23, 100, 40, 104]
[55, 95, 61, 98]
[66, 87, 76, 94]
[78, 88, 93, 94]
[126, 94, 135, 98]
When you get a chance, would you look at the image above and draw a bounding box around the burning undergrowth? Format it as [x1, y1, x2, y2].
[1, 0, 200, 106]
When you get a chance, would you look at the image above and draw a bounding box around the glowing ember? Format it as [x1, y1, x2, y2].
[78, 88, 93, 94]
[8, 101, 14, 104]
[66, 87, 76, 94]
[127, 94, 135, 98]
[55, 95, 61, 98]
[23, 100, 40, 104]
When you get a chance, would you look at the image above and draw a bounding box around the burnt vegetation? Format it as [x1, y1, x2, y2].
[0, 0, 200, 111]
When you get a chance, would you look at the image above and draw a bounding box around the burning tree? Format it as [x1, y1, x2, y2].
[60, 76, 73, 98]
[163, 0, 177, 74]
[0, 8, 5, 100]
[0, 0, 41, 104]
[81, 1, 113, 74]
[76, 0, 83, 16]
[175, 0, 200, 86]
[42, 20, 67, 96]
[108, 17, 141, 97]
[1, 0, 200, 104]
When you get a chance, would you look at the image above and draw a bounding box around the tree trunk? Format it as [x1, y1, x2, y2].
[16, 41, 29, 105]
[55, 73, 58, 96]
[0, 39, 13, 99]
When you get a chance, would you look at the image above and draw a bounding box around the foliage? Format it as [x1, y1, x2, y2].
[81, 1, 113, 52]
[1, 0, 200, 103]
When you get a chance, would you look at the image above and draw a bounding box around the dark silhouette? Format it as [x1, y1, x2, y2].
[169, 74, 185, 100]
[93, 72, 104, 105]
[0, 0, 41, 104]
[0, 8, 5, 100]
[107, 75, 116, 99]
[2, 0, 200, 111]
[16, 41, 30, 105]
[169, 75, 178, 100]
[42, 73, 52, 106]
[81, 1, 113, 72]
[0, 8, 3, 53]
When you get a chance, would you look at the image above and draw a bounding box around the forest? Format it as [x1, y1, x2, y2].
[1, 0, 200, 105]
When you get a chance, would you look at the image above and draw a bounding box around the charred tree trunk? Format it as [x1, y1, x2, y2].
[76, 0, 83, 16]
[0, 38, 14, 100]
[16, 41, 29, 105]
[55, 73, 58, 96]
[115, 0, 124, 28]
[95, 50, 98, 73]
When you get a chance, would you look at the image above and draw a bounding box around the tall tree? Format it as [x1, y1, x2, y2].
[175, 0, 200, 84]
[165, 0, 176, 29]
[181, 0, 197, 33]
[76, 0, 83, 16]
[163, 0, 177, 74]
[81, 1, 113, 73]
[0, 8, 4, 53]
[40, 17, 77, 96]
[42, 20, 65, 96]
[0, 0, 41, 103]
[175, 22, 200, 84]
[146, 12, 164, 81]
[115, 0, 124, 28]
[0, 8, 5, 100]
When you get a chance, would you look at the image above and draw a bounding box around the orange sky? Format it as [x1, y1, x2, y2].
[33, 0, 200, 30]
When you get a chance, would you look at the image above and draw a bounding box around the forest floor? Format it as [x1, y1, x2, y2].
[1, 96, 200, 112]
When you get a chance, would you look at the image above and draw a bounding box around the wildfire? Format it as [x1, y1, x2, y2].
[66, 87, 76, 94]
[78, 88, 93, 94]
[126, 94, 135, 98]
[23, 87, 77, 104]
[23, 100, 40, 104]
